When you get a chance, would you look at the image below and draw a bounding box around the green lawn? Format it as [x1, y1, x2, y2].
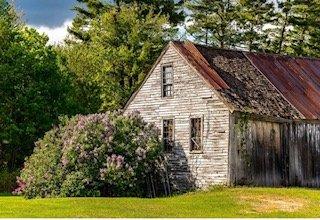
[0, 187, 320, 217]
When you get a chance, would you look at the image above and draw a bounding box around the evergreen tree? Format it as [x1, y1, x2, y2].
[309, 29, 320, 58]
[68, 0, 107, 42]
[186, 0, 238, 48]
[308, 0, 320, 57]
[264, 0, 293, 54]
[237, 0, 275, 51]
[265, 0, 320, 56]
[288, 0, 320, 56]
[68, 0, 184, 42]
[63, 5, 169, 111]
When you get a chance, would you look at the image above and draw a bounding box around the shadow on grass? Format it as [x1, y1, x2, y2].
[0, 192, 12, 196]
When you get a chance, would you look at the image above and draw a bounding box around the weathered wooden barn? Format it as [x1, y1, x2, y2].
[124, 41, 320, 191]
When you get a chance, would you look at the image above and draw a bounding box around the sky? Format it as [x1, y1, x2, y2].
[14, 0, 77, 44]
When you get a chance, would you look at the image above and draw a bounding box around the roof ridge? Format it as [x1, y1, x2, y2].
[175, 40, 320, 61]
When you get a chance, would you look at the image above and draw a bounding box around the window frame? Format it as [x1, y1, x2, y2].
[189, 116, 204, 153]
[161, 64, 174, 98]
[162, 118, 175, 152]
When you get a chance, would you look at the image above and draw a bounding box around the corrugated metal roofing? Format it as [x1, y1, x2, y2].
[173, 42, 320, 119]
[245, 53, 320, 120]
[125, 41, 319, 120]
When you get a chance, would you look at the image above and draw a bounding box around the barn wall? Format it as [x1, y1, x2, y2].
[125, 45, 230, 191]
[229, 112, 320, 187]
[289, 123, 320, 187]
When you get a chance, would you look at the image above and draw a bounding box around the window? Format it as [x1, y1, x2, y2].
[190, 118, 202, 151]
[162, 65, 173, 97]
[163, 119, 174, 151]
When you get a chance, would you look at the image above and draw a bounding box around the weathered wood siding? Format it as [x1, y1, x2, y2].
[125, 45, 230, 191]
[289, 123, 320, 187]
[229, 113, 320, 187]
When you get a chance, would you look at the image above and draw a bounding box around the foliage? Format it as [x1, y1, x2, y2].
[237, 0, 275, 52]
[286, 0, 320, 57]
[0, 169, 19, 193]
[18, 112, 163, 198]
[69, 0, 185, 41]
[186, 0, 320, 57]
[186, 0, 238, 48]
[264, 0, 294, 54]
[0, 2, 80, 171]
[63, 4, 169, 112]
[265, 0, 320, 56]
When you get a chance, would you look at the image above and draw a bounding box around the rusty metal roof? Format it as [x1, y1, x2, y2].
[245, 53, 320, 120]
[126, 41, 320, 120]
[172, 41, 229, 90]
[172, 41, 320, 120]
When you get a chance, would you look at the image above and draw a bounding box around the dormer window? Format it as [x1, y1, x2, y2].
[162, 65, 173, 97]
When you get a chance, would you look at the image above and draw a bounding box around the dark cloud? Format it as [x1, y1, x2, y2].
[14, 0, 76, 27]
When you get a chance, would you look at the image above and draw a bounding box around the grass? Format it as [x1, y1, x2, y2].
[0, 187, 320, 217]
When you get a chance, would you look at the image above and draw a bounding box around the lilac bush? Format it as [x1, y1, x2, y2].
[18, 112, 163, 198]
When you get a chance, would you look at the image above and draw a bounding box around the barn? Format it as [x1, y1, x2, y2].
[124, 41, 320, 191]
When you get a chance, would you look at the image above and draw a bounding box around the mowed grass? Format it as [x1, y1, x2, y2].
[0, 187, 320, 218]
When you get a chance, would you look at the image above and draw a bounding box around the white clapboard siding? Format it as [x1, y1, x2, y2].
[125, 45, 230, 190]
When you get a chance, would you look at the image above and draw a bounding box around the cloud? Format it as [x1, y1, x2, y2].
[32, 20, 72, 45]
[14, 0, 75, 27]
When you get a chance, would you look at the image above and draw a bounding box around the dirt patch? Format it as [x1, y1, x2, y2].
[240, 195, 306, 213]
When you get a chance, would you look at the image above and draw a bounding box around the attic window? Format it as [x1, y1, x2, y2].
[163, 119, 174, 151]
[190, 118, 203, 152]
[162, 65, 173, 97]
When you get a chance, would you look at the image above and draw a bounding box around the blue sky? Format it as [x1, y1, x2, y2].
[14, 0, 77, 44]
[15, 0, 76, 27]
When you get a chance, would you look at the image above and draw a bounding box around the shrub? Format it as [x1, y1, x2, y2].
[18, 112, 163, 198]
[0, 169, 19, 193]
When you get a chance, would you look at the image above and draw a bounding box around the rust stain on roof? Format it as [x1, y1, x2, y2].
[172, 41, 229, 90]
[245, 53, 320, 120]
[172, 41, 320, 120]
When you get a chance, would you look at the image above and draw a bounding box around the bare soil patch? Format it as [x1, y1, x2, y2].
[240, 195, 306, 213]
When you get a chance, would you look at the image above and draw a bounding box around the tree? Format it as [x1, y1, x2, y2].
[186, 0, 238, 48]
[0, 8, 78, 170]
[309, 29, 320, 58]
[287, 0, 320, 56]
[68, 0, 184, 42]
[263, 1, 292, 54]
[308, 0, 320, 57]
[63, 5, 169, 111]
[237, 0, 275, 52]
[0, 0, 17, 21]
[265, 0, 320, 56]
[68, 0, 107, 41]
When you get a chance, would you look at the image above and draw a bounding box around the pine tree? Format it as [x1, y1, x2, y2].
[68, 0, 185, 42]
[186, 0, 238, 48]
[264, 0, 320, 56]
[68, 0, 107, 42]
[288, 0, 320, 56]
[264, 0, 293, 54]
[309, 2, 320, 58]
[121, 0, 185, 25]
[237, 0, 275, 52]
[64, 5, 169, 111]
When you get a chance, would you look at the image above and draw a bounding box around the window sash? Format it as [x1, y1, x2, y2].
[163, 119, 174, 151]
[190, 118, 202, 151]
[162, 66, 173, 97]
